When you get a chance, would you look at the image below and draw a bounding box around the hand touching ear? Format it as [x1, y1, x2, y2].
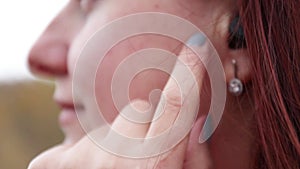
[28, 33, 213, 169]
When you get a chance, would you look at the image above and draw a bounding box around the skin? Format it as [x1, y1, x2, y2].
[28, 0, 255, 168]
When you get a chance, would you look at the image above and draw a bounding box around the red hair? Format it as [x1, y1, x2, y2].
[239, 0, 300, 168]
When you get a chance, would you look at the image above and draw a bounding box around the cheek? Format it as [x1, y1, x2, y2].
[94, 35, 181, 122]
[70, 0, 187, 122]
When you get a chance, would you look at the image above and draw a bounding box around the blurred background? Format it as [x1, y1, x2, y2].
[0, 1, 68, 168]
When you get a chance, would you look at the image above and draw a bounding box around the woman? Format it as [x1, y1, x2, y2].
[27, 0, 300, 168]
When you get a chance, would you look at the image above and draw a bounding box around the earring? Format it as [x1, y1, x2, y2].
[228, 59, 243, 96]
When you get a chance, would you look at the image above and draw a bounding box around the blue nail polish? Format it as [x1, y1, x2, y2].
[186, 33, 206, 47]
[199, 114, 214, 143]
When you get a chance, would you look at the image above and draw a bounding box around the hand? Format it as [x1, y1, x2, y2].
[28, 34, 213, 169]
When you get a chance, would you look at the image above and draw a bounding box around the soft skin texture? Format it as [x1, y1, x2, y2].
[28, 0, 254, 168]
[28, 41, 211, 169]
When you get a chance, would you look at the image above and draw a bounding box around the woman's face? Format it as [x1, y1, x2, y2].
[28, 0, 234, 144]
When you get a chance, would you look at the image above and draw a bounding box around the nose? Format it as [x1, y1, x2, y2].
[28, 2, 83, 78]
[28, 35, 69, 77]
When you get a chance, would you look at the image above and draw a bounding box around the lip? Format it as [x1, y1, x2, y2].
[56, 101, 76, 110]
[54, 98, 85, 110]
[54, 99, 85, 127]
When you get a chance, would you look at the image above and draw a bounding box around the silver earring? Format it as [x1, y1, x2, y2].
[228, 59, 243, 96]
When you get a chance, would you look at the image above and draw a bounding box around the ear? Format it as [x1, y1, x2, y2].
[223, 49, 252, 83]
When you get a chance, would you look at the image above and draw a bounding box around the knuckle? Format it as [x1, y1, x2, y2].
[165, 89, 182, 110]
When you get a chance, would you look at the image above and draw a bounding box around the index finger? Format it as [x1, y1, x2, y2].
[144, 32, 209, 154]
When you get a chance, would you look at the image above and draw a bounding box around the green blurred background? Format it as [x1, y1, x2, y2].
[0, 80, 64, 169]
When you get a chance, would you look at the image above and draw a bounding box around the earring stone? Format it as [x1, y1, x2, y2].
[228, 59, 244, 96]
[229, 78, 243, 96]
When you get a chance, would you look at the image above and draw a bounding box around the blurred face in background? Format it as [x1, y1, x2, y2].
[28, 0, 235, 145]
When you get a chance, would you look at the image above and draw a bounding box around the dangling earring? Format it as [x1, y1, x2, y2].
[228, 59, 243, 96]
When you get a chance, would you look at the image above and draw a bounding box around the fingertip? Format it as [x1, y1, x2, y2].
[190, 116, 206, 144]
[199, 114, 214, 144]
[186, 33, 207, 47]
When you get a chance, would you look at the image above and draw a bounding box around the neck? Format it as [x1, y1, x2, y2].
[210, 90, 256, 169]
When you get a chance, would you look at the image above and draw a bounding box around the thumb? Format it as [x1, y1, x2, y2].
[184, 116, 213, 169]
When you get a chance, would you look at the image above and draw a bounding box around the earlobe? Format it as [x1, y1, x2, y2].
[223, 49, 252, 84]
[224, 14, 252, 84]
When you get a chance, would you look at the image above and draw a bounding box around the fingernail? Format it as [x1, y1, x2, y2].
[186, 32, 206, 47]
[198, 114, 214, 144]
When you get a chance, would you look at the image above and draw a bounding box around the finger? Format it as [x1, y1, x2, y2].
[144, 117, 209, 169]
[111, 99, 152, 138]
[184, 117, 213, 169]
[143, 33, 209, 169]
[93, 99, 154, 158]
[146, 136, 190, 169]
[146, 32, 207, 137]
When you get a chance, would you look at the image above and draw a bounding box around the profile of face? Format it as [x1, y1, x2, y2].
[28, 0, 252, 167]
